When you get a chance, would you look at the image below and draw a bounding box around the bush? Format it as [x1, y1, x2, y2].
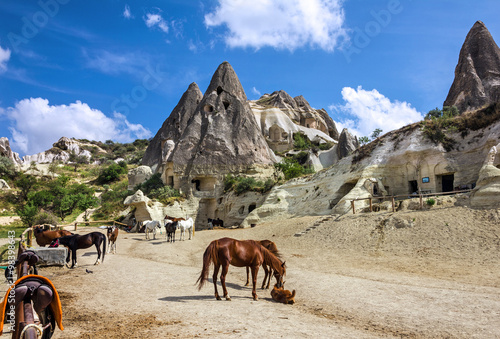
[136, 173, 164, 195]
[223, 175, 275, 195]
[293, 133, 312, 150]
[97, 163, 127, 185]
[0, 157, 16, 179]
[33, 210, 58, 226]
[426, 198, 436, 206]
[274, 157, 314, 180]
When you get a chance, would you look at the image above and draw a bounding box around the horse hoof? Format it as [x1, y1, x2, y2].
[216, 296, 222, 301]
[253, 296, 258, 301]
[226, 297, 231, 301]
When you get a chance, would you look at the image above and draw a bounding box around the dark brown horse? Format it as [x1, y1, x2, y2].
[197, 237, 285, 301]
[53, 232, 106, 269]
[245, 240, 281, 289]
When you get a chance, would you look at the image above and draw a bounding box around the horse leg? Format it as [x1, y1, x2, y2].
[189, 226, 192, 240]
[220, 263, 231, 301]
[107, 239, 110, 254]
[245, 266, 250, 286]
[95, 240, 101, 265]
[213, 264, 221, 300]
[266, 268, 273, 289]
[65, 249, 71, 268]
[71, 249, 77, 268]
[261, 264, 269, 289]
[251, 266, 259, 300]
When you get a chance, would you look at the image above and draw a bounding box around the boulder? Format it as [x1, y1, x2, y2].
[337, 128, 359, 159]
[471, 143, 500, 208]
[127, 166, 153, 191]
[444, 21, 500, 112]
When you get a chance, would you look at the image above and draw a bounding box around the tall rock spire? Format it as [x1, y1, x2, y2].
[444, 21, 500, 112]
[142, 82, 203, 167]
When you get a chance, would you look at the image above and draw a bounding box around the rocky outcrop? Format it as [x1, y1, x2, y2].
[0, 179, 10, 190]
[444, 21, 500, 112]
[0, 137, 21, 164]
[142, 83, 203, 169]
[254, 90, 338, 139]
[127, 165, 153, 191]
[470, 143, 500, 208]
[22, 137, 96, 164]
[337, 128, 359, 159]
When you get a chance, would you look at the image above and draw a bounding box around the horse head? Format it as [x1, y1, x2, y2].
[274, 261, 286, 288]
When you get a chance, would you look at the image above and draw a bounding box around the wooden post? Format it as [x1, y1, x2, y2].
[27, 229, 32, 247]
[369, 198, 373, 212]
[74, 222, 78, 231]
[351, 200, 356, 214]
[419, 194, 423, 209]
[391, 196, 395, 212]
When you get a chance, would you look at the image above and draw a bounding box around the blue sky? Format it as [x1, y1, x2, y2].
[0, 0, 499, 156]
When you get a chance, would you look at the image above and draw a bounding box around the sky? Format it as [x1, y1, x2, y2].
[0, 0, 499, 157]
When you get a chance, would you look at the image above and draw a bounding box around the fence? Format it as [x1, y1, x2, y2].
[350, 189, 473, 214]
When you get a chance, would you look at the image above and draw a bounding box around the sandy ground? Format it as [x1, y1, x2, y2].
[1, 205, 500, 338]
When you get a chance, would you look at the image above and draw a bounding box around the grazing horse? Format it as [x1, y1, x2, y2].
[53, 232, 106, 269]
[144, 220, 161, 240]
[33, 226, 73, 247]
[106, 226, 118, 254]
[245, 240, 281, 289]
[197, 237, 286, 301]
[164, 220, 178, 243]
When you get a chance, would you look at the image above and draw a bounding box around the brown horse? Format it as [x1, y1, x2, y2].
[197, 237, 286, 301]
[52, 232, 106, 268]
[245, 240, 281, 289]
[33, 226, 73, 247]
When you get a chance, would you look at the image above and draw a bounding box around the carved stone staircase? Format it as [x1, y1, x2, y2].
[294, 214, 339, 237]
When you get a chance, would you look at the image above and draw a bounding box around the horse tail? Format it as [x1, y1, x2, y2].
[196, 240, 219, 290]
[102, 233, 106, 263]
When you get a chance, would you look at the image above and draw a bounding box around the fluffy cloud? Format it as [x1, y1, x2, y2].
[3, 98, 151, 156]
[204, 0, 347, 51]
[144, 12, 169, 33]
[0, 45, 11, 72]
[332, 86, 423, 138]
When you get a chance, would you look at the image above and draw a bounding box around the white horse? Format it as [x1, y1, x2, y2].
[178, 217, 194, 241]
[144, 220, 161, 240]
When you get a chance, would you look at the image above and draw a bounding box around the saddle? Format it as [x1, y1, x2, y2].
[0, 274, 64, 335]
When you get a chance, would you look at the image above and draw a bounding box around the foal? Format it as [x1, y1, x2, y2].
[106, 226, 118, 254]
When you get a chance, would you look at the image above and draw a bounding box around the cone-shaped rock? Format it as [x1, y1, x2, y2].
[444, 21, 500, 112]
[142, 82, 203, 167]
[169, 61, 275, 176]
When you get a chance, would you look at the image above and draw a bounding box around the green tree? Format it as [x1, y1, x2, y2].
[69, 151, 89, 172]
[16, 202, 38, 227]
[97, 162, 127, 185]
[76, 193, 99, 221]
[0, 157, 16, 179]
[359, 136, 370, 145]
[371, 128, 383, 140]
[15, 174, 38, 203]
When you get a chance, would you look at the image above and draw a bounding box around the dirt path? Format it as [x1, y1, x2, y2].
[1, 207, 500, 338]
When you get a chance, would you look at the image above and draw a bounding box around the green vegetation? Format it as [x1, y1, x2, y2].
[421, 106, 460, 151]
[134, 173, 183, 205]
[274, 156, 315, 180]
[371, 128, 383, 140]
[426, 198, 436, 206]
[92, 181, 130, 220]
[97, 161, 128, 185]
[358, 136, 370, 145]
[224, 175, 275, 195]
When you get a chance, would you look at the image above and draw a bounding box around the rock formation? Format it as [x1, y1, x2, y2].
[21, 137, 96, 164]
[127, 165, 153, 191]
[471, 143, 500, 208]
[337, 128, 359, 159]
[444, 21, 500, 112]
[0, 137, 22, 164]
[142, 83, 203, 169]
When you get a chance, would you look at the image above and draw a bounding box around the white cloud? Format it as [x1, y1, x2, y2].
[123, 5, 133, 19]
[0, 45, 11, 72]
[331, 86, 423, 138]
[84, 49, 149, 76]
[144, 12, 169, 33]
[4, 98, 151, 156]
[252, 87, 261, 97]
[204, 0, 348, 51]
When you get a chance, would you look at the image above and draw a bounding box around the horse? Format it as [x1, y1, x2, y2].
[165, 216, 193, 241]
[197, 237, 286, 301]
[245, 240, 281, 289]
[143, 220, 161, 240]
[271, 283, 296, 305]
[207, 218, 223, 229]
[106, 226, 118, 254]
[164, 220, 178, 243]
[52, 232, 106, 269]
[33, 226, 73, 247]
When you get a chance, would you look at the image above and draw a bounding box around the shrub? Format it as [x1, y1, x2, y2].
[97, 163, 127, 185]
[274, 157, 313, 180]
[223, 175, 275, 195]
[0, 157, 16, 179]
[426, 198, 436, 206]
[33, 210, 58, 226]
[293, 132, 312, 150]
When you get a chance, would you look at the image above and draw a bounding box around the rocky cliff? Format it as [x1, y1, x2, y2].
[444, 21, 500, 112]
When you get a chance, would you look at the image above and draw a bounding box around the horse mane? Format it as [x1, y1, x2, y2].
[260, 240, 281, 259]
[260, 244, 284, 275]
